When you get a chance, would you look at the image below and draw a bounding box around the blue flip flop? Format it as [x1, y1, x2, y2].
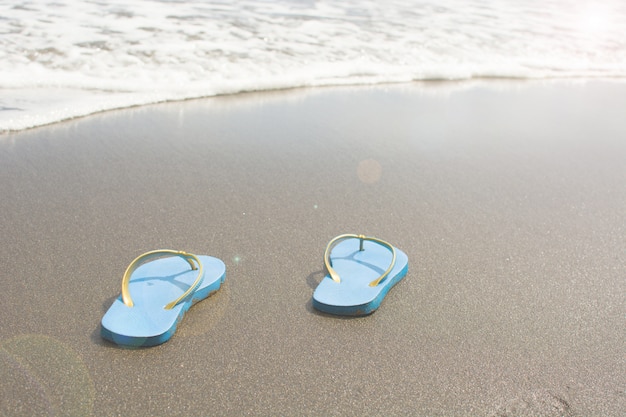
[312, 234, 408, 316]
[101, 250, 226, 347]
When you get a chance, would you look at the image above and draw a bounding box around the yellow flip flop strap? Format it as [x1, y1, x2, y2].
[324, 234, 396, 287]
[121, 250, 204, 310]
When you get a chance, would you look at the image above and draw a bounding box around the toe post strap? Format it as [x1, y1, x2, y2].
[324, 234, 397, 287]
[121, 250, 204, 310]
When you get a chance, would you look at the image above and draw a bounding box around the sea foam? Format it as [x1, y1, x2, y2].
[1, 0, 626, 132]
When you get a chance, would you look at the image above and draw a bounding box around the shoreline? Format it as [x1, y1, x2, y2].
[1, 80, 625, 416]
[3, 77, 626, 135]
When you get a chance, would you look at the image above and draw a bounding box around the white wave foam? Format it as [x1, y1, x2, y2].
[1, 0, 626, 132]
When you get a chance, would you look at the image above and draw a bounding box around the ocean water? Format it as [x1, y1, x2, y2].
[1, 0, 625, 132]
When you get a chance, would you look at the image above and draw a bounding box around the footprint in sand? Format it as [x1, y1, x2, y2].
[492, 389, 572, 417]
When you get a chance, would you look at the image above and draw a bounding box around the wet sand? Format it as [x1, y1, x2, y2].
[1, 81, 625, 416]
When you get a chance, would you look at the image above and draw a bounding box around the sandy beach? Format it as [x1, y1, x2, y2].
[1, 80, 624, 416]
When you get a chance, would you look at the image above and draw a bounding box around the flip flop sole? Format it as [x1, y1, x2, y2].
[312, 262, 408, 316]
[101, 255, 225, 347]
[313, 238, 408, 316]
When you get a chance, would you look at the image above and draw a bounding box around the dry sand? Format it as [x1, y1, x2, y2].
[0, 81, 625, 416]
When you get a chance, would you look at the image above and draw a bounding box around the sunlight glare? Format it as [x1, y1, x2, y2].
[576, 3, 612, 38]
